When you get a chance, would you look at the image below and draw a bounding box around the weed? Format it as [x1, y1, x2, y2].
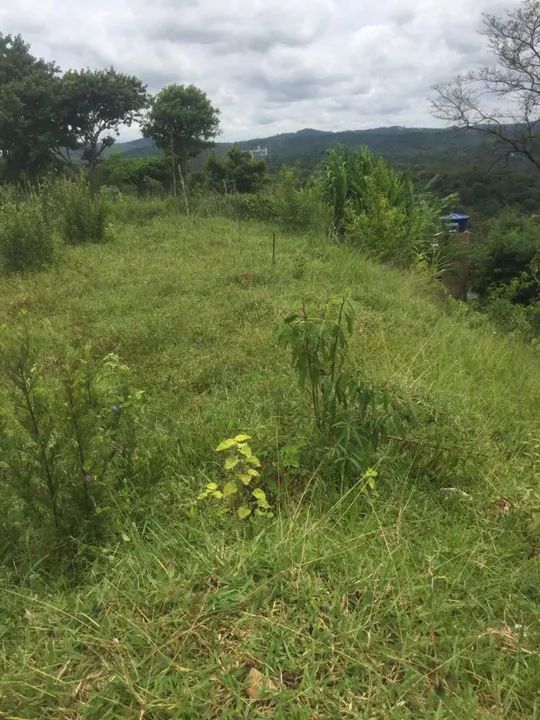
[0, 191, 55, 272]
[198, 434, 272, 519]
[0, 320, 144, 552]
[59, 176, 109, 244]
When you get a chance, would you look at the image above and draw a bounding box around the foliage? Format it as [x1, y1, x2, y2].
[412, 165, 540, 219]
[280, 299, 408, 479]
[198, 434, 271, 519]
[322, 145, 453, 267]
[142, 84, 220, 172]
[206, 145, 267, 194]
[97, 153, 169, 196]
[431, 0, 540, 171]
[53, 68, 149, 178]
[0, 33, 65, 182]
[0, 189, 55, 272]
[472, 210, 540, 304]
[0, 322, 144, 550]
[59, 177, 110, 244]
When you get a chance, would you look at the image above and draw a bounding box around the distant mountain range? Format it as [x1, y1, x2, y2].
[111, 126, 499, 169]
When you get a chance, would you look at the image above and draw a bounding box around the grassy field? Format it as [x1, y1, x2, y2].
[0, 208, 539, 719]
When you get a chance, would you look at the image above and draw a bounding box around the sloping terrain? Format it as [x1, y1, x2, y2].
[0, 210, 538, 719]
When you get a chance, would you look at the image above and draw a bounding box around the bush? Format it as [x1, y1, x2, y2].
[0, 192, 55, 273]
[322, 146, 453, 267]
[59, 178, 109, 244]
[0, 321, 146, 553]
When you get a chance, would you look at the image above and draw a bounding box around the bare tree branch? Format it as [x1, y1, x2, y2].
[430, 0, 540, 171]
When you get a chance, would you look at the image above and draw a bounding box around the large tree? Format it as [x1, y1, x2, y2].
[142, 84, 220, 187]
[431, 0, 540, 171]
[54, 68, 149, 178]
[0, 33, 65, 181]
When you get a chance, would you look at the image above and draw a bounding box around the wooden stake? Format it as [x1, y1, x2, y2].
[169, 132, 177, 198]
[177, 163, 190, 215]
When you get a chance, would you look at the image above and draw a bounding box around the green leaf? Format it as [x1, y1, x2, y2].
[212, 490, 224, 499]
[197, 491, 209, 500]
[223, 481, 238, 497]
[252, 488, 270, 509]
[215, 438, 236, 452]
[237, 505, 252, 519]
[234, 433, 251, 443]
[237, 443, 253, 457]
[121, 532, 130, 542]
[246, 468, 260, 477]
[206, 482, 218, 491]
[224, 456, 239, 470]
[246, 455, 261, 467]
[238, 473, 252, 485]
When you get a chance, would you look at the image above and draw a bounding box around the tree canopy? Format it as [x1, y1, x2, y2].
[206, 146, 267, 193]
[431, 0, 540, 171]
[53, 68, 149, 176]
[142, 84, 220, 171]
[0, 33, 65, 181]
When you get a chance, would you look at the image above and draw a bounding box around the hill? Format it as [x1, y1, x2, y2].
[113, 126, 496, 168]
[1, 206, 538, 718]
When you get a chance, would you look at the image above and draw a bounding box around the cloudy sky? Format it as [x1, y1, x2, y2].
[0, 0, 521, 142]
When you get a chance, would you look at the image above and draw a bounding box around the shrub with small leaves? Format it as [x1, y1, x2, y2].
[0, 319, 145, 551]
[0, 192, 55, 273]
[198, 434, 272, 519]
[59, 177, 110, 245]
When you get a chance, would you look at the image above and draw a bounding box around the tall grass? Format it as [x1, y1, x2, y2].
[0, 189, 55, 272]
[59, 177, 109, 244]
[322, 145, 454, 268]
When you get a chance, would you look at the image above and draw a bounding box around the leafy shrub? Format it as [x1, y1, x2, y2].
[467, 210, 540, 338]
[0, 321, 145, 551]
[472, 210, 539, 304]
[59, 177, 109, 244]
[0, 192, 55, 272]
[206, 146, 267, 194]
[322, 146, 453, 267]
[279, 299, 408, 480]
[200, 169, 327, 232]
[197, 434, 271, 519]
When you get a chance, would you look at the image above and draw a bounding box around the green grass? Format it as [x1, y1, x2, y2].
[0, 210, 538, 718]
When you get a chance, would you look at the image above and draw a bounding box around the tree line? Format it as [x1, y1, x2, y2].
[0, 33, 221, 185]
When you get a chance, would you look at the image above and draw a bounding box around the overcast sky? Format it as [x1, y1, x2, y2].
[0, 0, 521, 142]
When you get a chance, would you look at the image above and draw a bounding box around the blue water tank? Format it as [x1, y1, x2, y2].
[442, 213, 470, 233]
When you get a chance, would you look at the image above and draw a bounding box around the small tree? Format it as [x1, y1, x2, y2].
[142, 84, 220, 194]
[54, 68, 149, 180]
[206, 145, 267, 193]
[431, 0, 540, 171]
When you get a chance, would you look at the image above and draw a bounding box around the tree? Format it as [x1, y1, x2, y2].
[206, 146, 267, 193]
[431, 0, 540, 171]
[0, 34, 65, 181]
[54, 68, 149, 179]
[142, 84, 220, 193]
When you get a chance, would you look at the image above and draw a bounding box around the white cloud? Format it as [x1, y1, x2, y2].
[0, 0, 524, 140]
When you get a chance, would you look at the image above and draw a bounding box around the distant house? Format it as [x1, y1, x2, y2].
[249, 145, 269, 161]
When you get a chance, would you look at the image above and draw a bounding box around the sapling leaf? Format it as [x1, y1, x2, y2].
[234, 434, 251, 443]
[238, 505, 251, 519]
[215, 438, 236, 452]
[224, 456, 239, 470]
[252, 488, 270, 508]
[223, 481, 238, 497]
